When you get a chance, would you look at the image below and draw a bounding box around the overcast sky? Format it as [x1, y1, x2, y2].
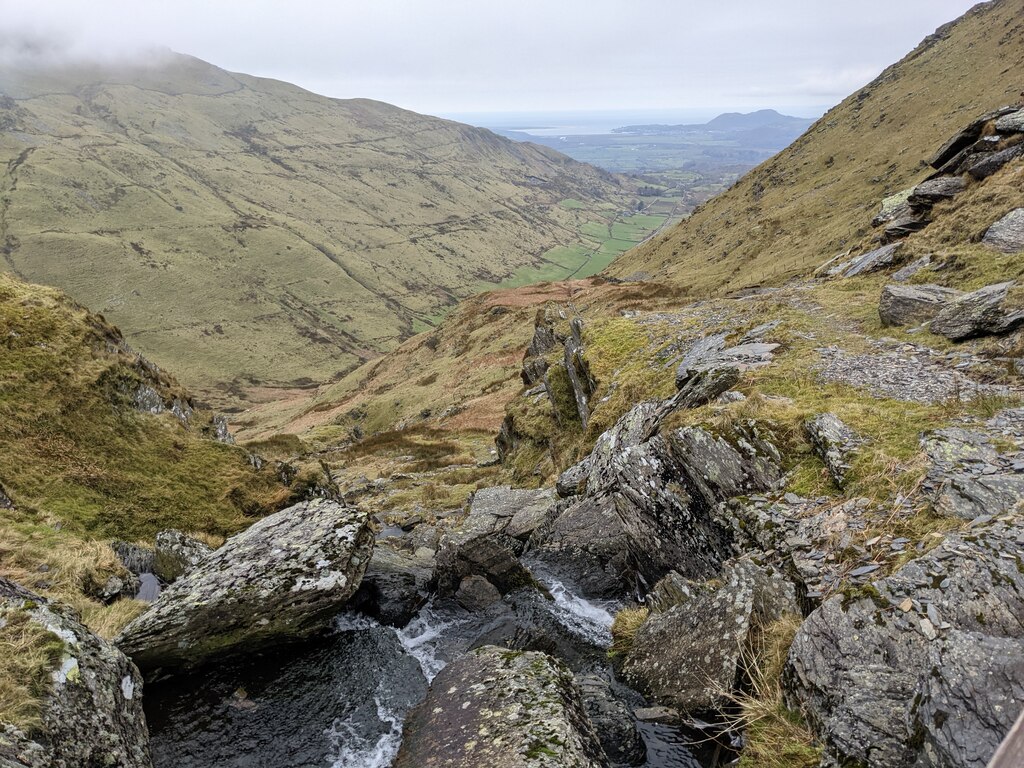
[0, 0, 983, 117]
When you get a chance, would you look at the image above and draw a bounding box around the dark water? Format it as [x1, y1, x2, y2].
[145, 559, 713, 768]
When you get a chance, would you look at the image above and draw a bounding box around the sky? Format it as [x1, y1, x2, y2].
[0, 0, 984, 118]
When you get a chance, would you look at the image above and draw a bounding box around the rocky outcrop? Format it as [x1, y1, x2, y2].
[967, 143, 1024, 181]
[394, 646, 609, 768]
[907, 176, 965, 207]
[929, 281, 1024, 340]
[878, 283, 962, 327]
[673, 332, 778, 388]
[823, 242, 904, 278]
[556, 457, 591, 497]
[923, 409, 1024, 520]
[928, 106, 1018, 170]
[152, 530, 212, 583]
[563, 317, 597, 430]
[995, 108, 1024, 133]
[805, 412, 864, 488]
[983, 209, 1024, 254]
[117, 499, 374, 670]
[785, 517, 1024, 768]
[622, 559, 797, 714]
[0, 578, 151, 768]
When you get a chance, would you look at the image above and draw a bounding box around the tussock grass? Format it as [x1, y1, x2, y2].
[0, 609, 65, 733]
[609, 605, 649, 659]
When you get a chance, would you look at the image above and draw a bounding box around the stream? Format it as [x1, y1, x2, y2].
[145, 557, 711, 768]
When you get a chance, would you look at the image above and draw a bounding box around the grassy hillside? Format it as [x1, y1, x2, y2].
[0, 52, 639, 407]
[608, 0, 1024, 293]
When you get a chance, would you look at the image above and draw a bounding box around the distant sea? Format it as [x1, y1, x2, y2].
[442, 106, 829, 137]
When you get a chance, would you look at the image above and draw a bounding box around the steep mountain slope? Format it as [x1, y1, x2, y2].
[609, 0, 1024, 292]
[0, 51, 631, 405]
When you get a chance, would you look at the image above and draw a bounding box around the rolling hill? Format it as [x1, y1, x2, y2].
[0, 51, 633, 407]
[609, 0, 1024, 293]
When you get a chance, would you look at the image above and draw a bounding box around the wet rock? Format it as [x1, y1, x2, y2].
[395, 645, 609, 768]
[556, 457, 591, 497]
[967, 143, 1024, 181]
[152, 530, 212, 584]
[622, 560, 797, 714]
[117, 499, 374, 671]
[785, 518, 1024, 768]
[994, 109, 1024, 134]
[146, 626, 426, 768]
[805, 413, 864, 488]
[983, 208, 1024, 254]
[530, 494, 632, 599]
[878, 283, 962, 327]
[930, 281, 1024, 340]
[349, 544, 431, 627]
[111, 541, 156, 576]
[0, 578, 151, 768]
[907, 176, 966, 207]
[578, 675, 646, 766]
[613, 426, 780, 585]
[455, 575, 502, 611]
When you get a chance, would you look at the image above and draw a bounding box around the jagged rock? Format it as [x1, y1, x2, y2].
[349, 543, 431, 627]
[928, 106, 1018, 169]
[588, 400, 667, 493]
[891, 255, 932, 282]
[0, 578, 151, 768]
[152, 530, 212, 583]
[563, 318, 596, 430]
[843, 242, 904, 277]
[556, 457, 591, 497]
[805, 413, 864, 487]
[530, 494, 632, 598]
[505, 489, 557, 540]
[95, 573, 141, 604]
[522, 357, 550, 387]
[0, 483, 13, 509]
[674, 333, 778, 387]
[907, 176, 966, 207]
[994, 109, 1024, 133]
[455, 574, 502, 611]
[394, 646, 609, 768]
[930, 281, 1024, 340]
[622, 560, 797, 714]
[111, 541, 156, 576]
[612, 426, 780, 585]
[983, 208, 1024, 254]
[577, 675, 646, 766]
[878, 283, 962, 327]
[496, 413, 516, 460]
[967, 143, 1024, 180]
[785, 517, 1024, 768]
[923, 422, 1024, 520]
[871, 188, 913, 226]
[117, 499, 373, 670]
[883, 214, 928, 242]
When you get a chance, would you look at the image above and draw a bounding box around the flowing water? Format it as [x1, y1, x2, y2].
[146, 556, 712, 768]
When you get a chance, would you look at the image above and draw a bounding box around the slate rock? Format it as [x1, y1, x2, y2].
[923, 425, 1024, 520]
[907, 176, 966, 207]
[871, 188, 913, 226]
[891, 255, 932, 283]
[805, 413, 864, 488]
[455, 574, 502, 611]
[930, 281, 1024, 340]
[785, 518, 1024, 768]
[622, 560, 797, 713]
[928, 106, 1018, 169]
[994, 109, 1024, 134]
[0, 578, 151, 768]
[842, 243, 904, 277]
[967, 143, 1024, 181]
[983, 208, 1024, 254]
[883, 214, 929, 242]
[878, 283, 962, 327]
[117, 499, 374, 670]
[674, 336, 778, 388]
[395, 645, 609, 768]
[556, 457, 592, 497]
[153, 530, 212, 584]
[563, 319, 596, 430]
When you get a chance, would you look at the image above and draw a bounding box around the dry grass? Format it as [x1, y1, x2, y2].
[0, 608, 65, 733]
[609, 605, 650, 658]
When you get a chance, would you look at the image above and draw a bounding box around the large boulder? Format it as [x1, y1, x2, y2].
[117, 499, 374, 670]
[394, 645, 609, 768]
[878, 283, 962, 327]
[622, 560, 797, 713]
[785, 518, 1024, 768]
[927, 106, 1018, 170]
[152, 530, 212, 583]
[929, 281, 1024, 340]
[0, 579, 151, 768]
[983, 209, 1024, 254]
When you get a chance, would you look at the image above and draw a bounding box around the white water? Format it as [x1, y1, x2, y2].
[326, 685, 403, 768]
[542, 576, 615, 647]
[394, 601, 466, 682]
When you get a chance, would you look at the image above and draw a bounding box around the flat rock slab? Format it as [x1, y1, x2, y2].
[0, 578, 151, 768]
[118, 499, 374, 670]
[908, 176, 965, 206]
[878, 283, 962, 327]
[786, 517, 1024, 768]
[395, 645, 609, 768]
[983, 209, 1024, 254]
[827, 243, 903, 278]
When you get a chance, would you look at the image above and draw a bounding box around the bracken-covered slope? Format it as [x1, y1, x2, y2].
[609, 0, 1024, 293]
[0, 51, 629, 404]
